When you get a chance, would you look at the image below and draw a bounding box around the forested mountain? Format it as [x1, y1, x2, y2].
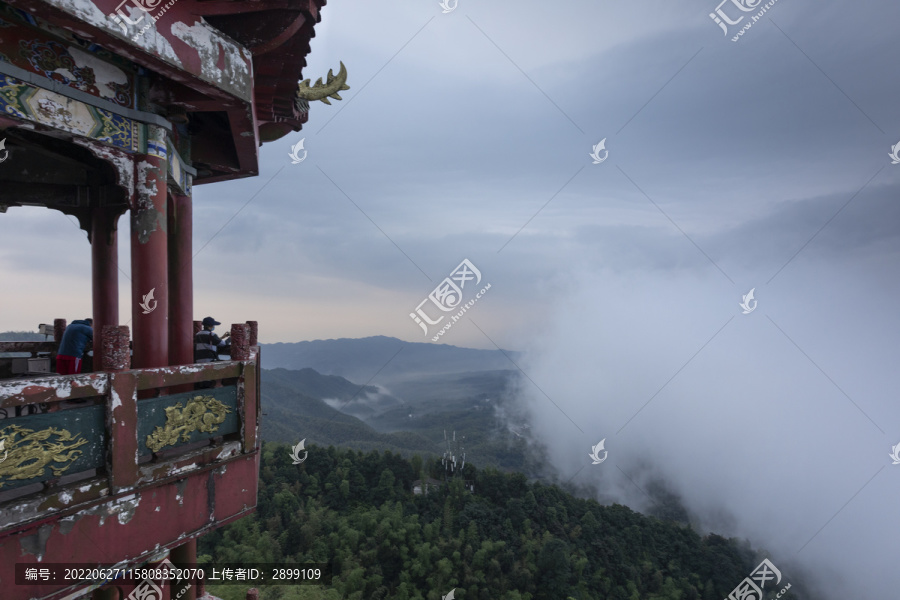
[0, 331, 45, 341]
[199, 443, 801, 600]
[260, 336, 518, 382]
[260, 368, 437, 457]
[264, 368, 404, 421]
[265, 368, 386, 405]
[260, 367, 536, 475]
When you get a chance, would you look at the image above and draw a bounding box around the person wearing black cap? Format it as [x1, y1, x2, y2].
[194, 316, 230, 363]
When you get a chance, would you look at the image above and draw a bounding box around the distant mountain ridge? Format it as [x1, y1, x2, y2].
[265, 367, 380, 402]
[261, 365, 531, 473]
[260, 367, 438, 458]
[261, 335, 518, 383]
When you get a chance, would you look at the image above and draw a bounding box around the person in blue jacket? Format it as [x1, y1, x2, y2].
[56, 318, 93, 374]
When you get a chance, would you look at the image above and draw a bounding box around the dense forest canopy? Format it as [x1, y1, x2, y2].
[199, 443, 799, 600]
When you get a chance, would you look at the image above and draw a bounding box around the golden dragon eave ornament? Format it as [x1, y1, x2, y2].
[0, 424, 89, 487]
[295, 61, 350, 114]
[145, 395, 232, 453]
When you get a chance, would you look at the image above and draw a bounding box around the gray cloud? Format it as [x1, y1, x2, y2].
[2, 2, 899, 595]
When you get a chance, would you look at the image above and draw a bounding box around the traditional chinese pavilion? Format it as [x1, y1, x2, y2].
[0, 0, 346, 597]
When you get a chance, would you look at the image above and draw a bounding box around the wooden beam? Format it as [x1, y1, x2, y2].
[0, 373, 108, 409]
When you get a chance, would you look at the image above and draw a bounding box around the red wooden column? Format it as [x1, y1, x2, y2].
[130, 125, 169, 370]
[168, 193, 193, 368]
[91, 208, 122, 345]
[167, 176, 196, 599]
[103, 325, 137, 493]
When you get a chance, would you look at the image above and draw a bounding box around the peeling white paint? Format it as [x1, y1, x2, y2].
[123, 5, 182, 67]
[63, 46, 129, 101]
[52, 67, 77, 80]
[43, 0, 110, 36]
[169, 462, 198, 476]
[59, 491, 73, 505]
[45, 0, 182, 69]
[171, 21, 251, 102]
[80, 491, 141, 526]
[54, 379, 74, 398]
[0, 373, 107, 402]
[48, 0, 251, 108]
[74, 140, 134, 194]
[110, 386, 122, 411]
[136, 159, 160, 206]
[216, 446, 238, 461]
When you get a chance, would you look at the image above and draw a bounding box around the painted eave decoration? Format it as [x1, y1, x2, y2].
[2, 0, 336, 180]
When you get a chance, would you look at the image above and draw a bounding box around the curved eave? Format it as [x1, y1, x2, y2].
[4, 0, 328, 184]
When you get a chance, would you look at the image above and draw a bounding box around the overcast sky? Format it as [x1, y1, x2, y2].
[1, 0, 899, 597]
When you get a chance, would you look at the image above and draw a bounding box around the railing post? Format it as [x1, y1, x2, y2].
[53, 318, 66, 343]
[246, 321, 258, 346]
[101, 325, 130, 371]
[230, 324, 250, 361]
[105, 325, 138, 492]
[193, 320, 202, 336]
[230, 324, 256, 452]
[246, 589, 259, 600]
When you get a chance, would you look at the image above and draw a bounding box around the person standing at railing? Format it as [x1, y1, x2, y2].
[56, 318, 93, 375]
[194, 316, 230, 363]
[194, 316, 230, 389]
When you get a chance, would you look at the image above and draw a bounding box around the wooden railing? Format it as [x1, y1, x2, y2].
[0, 318, 67, 380]
[0, 341, 58, 355]
[0, 322, 260, 524]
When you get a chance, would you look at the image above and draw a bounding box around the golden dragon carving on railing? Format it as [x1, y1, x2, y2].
[145, 395, 232, 453]
[0, 424, 89, 487]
